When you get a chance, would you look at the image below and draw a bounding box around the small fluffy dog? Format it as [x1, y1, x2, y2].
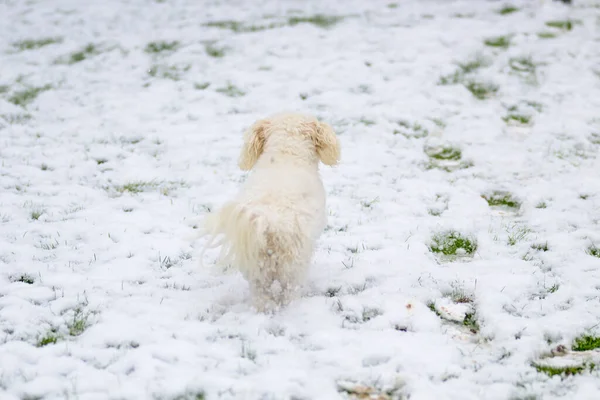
[202, 112, 340, 311]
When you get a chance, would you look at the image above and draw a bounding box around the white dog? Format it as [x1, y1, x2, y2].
[201, 112, 340, 312]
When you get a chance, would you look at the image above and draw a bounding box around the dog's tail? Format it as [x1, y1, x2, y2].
[199, 202, 270, 272]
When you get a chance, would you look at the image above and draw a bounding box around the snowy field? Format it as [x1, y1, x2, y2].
[1, 0, 600, 399]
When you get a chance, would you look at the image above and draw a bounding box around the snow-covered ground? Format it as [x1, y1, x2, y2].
[1, 0, 600, 398]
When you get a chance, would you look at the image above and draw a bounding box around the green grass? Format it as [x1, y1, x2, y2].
[572, 335, 600, 351]
[205, 44, 226, 58]
[393, 120, 428, 138]
[463, 312, 480, 333]
[288, 14, 344, 28]
[194, 82, 210, 90]
[538, 32, 557, 39]
[13, 37, 62, 51]
[546, 20, 579, 31]
[535, 201, 547, 209]
[216, 83, 245, 97]
[587, 245, 600, 258]
[484, 36, 511, 49]
[509, 56, 537, 74]
[8, 85, 52, 107]
[30, 209, 44, 220]
[204, 20, 281, 32]
[37, 329, 61, 347]
[144, 41, 179, 54]
[65, 44, 98, 64]
[14, 274, 35, 284]
[533, 363, 594, 377]
[430, 231, 477, 257]
[458, 55, 491, 74]
[67, 307, 90, 336]
[147, 64, 190, 81]
[438, 71, 463, 86]
[465, 80, 498, 100]
[498, 5, 519, 15]
[425, 146, 462, 161]
[115, 181, 159, 194]
[482, 191, 521, 209]
[506, 224, 531, 246]
[503, 113, 532, 125]
[531, 242, 549, 252]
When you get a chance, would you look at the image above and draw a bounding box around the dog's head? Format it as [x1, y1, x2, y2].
[238, 112, 340, 171]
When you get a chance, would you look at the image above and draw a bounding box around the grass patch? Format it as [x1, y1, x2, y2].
[587, 245, 600, 258]
[425, 145, 461, 161]
[393, 120, 428, 138]
[531, 242, 549, 252]
[115, 181, 159, 194]
[533, 363, 594, 377]
[194, 82, 210, 90]
[30, 209, 45, 220]
[148, 64, 190, 81]
[458, 55, 490, 74]
[8, 85, 52, 107]
[484, 36, 511, 49]
[430, 231, 477, 257]
[535, 201, 547, 209]
[205, 44, 226, 58]
[145, 41, 179, 54]
[463, 312, 480, 333]
[288, 15, 344, 28]
[498, 5, 519, 15]
[13, 274, 35, 284]
[1, 112, 33, 124]
[464, 80, 498, 100]
[482, 191, 521, 209]
[503, 113, 531, 126]
[546, 20, 579, 31]
[509, 56, 537, 74]
[216, 83, 245, 97]
[572, 335, 600, 351]
[13, 37, 62, 51]
[506, 224, 531, 246]
[63, 44, 99, 64]
[37, 328, 61, 347]
[67, 307, 90, 336]
[204, 20, 281, 32]
[538, 32, 557, 39]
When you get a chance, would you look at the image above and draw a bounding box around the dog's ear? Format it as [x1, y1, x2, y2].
[311, 121, 340, 166]
[238, 118, 269, 170]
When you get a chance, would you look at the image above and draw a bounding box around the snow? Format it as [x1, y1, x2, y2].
[1, 0, 600, 398]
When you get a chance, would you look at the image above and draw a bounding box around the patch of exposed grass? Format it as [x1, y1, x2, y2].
[8, 85, 52, 107]
[458, 55, 491, 74]
[194, 82, 210, 90]
[13, 274, 35, 284]
[587, 245, 600, 258]
[148, 64, 190, 81]
[498, 5, 519, 15]
[63, 44, 99, 64]
[503, 113, 532, 126]
[288, 14, 344, 29]
[506, 224, 531, 246]
[144, 41, 179, 54]
[1, 113, 33, 125]
[425, 145, 462, 161]
[547, 283, 559, 294]
[465, 80, 498, 100]
[483, 191, 521, 209]
[589, 133, 600, 145]
[484, 35, 511, 49]
[430, 231, 477, 257]
[115, 181, 159, 194]
[37, 328, 61, 347]
[359, 118, 376, 126]
[204, 20, 281, 32]
[216, 83, 245, 97]
[533, 363, 594, 377]
[546, 20, 579, 31]
[438, 71, 463, 85]
[535, 201, 547, 209]
[13, 37, 62, 51]
[30, 209, 45, 220]
[463, 312, 480, 333]
[531, 242, 549, 252]
[205, 44, 226, 58]
[509, 56, 537, 74]
[572, 335, 600, 351]
[393, 120, 428, 138]
[538, 32, 557, 39]
[67, 307, 90, 336]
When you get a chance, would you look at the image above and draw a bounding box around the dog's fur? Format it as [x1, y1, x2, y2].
[202, 112, 340, 311]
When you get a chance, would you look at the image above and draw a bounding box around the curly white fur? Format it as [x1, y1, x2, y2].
[201, 112, 340, 312]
